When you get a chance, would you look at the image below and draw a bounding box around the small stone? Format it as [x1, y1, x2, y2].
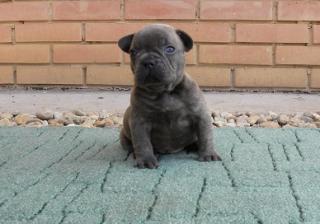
[80, 118, 95, 128]
[104, 118, 114, 127]
[36, 111, 54, 120]
[73, 109, 86, 116]
[99, 110, 111, 119]
[257, 116, 267, 124]
[25, 119, 44, 128]
[14, 113, 35, 125]
[94, 119, 106, 127]
[303, 123, 317, 128]
[234, 112, 244, 117]
[220, 112, 234, 120]
[67, 124, 77, 127]
[53, 112, 64, 120]
[268, 111, 279, 120]
[226, 122, 236, 127]
[260, 121, 280, 128]
[211, 111, 220, 118]
[0, 112, 13, 120]
[0, 118, 16, 127]
[303, 112, 313, 118]
[48, 119, 64, 127]
[236, 115, 250, 127]
[300, 115, 313, 123]
[289, 116, 302, 126]
[247, 115, 260, 125]
[312, 113, 320, 121]
[278, 114, 290, 125]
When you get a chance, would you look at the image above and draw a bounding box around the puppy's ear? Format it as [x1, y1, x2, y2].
[176, 29, 193, 52]
[118, 34, 134, 53]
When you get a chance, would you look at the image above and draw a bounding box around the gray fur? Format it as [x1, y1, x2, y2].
[118, 24, 221, 169]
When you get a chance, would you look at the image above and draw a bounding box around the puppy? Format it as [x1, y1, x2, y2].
[118, 24, 221, 169]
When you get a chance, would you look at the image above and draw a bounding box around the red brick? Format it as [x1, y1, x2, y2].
[0, 45, 50, 63]
[236, 24, 309, 43]
[0, 2, 49, 22]
[86, 23, 146, 42]
[201, 1, 272, 21]
[199, 45, 272, 65]
[276, 46, 320, 65]
[125, 0, 197, 20]
[0, 24, 12, 43]
[0, 66, 14, 84]
[314, 25, 320, 44]
[186, 66, 231, 87]
[52, 0, 120, 21]
[311, 69, 320, 88]
[278, 1, 320, 21]
[87, 66, 133, 85]
[16, 23, 82, 42]
[17, 66, 83, 85]
[53, 44, 120, 63]
[235, 67, 307, 88]
[170, 22, 231, 42]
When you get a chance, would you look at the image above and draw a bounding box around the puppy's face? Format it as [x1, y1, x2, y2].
[118, 24, 193, 91]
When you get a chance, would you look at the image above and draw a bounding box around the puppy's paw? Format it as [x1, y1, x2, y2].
[135, 154, 159, 169]
[198, 151, 221, 162]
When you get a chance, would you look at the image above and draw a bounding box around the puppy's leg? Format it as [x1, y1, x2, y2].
[120, 129, 133, 152]
[196, 114, 221, 161]
[131, 117, 159, 169]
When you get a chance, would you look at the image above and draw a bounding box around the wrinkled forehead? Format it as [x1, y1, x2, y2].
[132, 25, 181, 49]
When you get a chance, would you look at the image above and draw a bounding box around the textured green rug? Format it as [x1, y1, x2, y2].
[0, 127, 320, 224]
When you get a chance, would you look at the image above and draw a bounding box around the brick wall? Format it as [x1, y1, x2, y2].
[0, 0, 320, 91]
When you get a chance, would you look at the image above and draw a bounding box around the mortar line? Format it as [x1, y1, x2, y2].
[267, 144, 278, 171]
[146, 169, 167, 221]
[245, 128, 259, 143]
[294, 143, 305, 161]
[41, 140, 84, 173]
[287, 172, 305, 222]
[58, 184, 90, 224]
[233, 129, 244, 143]
[294, 130, 301, 143]
[100, 213, 106, 224]
[73, 141, 97, 161]
[251, 211, 263, 224]
[58, 129, 71, 141]
[192, 177, 207, 218]
[100, 162, 113, 193]
[221, 161, 237, 188]
[28, 172, 80, 221]
[282, 144, 290, 161]
[230, 143, 235, 161]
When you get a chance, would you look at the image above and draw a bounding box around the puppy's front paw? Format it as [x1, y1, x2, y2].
[199, 151, 221, 162]
[135, 154, 159, 169]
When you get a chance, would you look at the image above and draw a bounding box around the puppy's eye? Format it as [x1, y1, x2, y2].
[130, 49, 137, 56]
[165, 46, 175, 54]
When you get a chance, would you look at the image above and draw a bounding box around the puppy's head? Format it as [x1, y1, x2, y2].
[118, 24, 193, 91]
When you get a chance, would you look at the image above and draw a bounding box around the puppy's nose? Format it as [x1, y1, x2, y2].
[144, 61, 155, 69]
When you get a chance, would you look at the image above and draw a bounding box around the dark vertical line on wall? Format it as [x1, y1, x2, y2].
[81, 23, 86, 42]
[120, 0, 125, 21]
[196, 0, 200, 20]
[308, 23, 313, 46]
[272, 1, 278, 22]
[230, 67, 235, 90]
[307, 68, 311, 92]
[13, 65, 17, 86]
[83, 66, 87, 86]
[231, 23, 236, 43]
[49, 0, 53, 22]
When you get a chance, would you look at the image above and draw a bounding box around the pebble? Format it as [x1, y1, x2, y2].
[36, 111, 54, 120]
[0, 110, 319, 128]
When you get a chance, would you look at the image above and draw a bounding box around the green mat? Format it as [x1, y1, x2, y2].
[0, 127, 320, 224]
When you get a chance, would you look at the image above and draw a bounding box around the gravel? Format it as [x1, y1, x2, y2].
[1, 110, 320, 128]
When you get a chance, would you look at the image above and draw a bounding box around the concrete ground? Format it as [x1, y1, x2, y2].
[1, 127, 320, 223]
[0, 89, 320, 113]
